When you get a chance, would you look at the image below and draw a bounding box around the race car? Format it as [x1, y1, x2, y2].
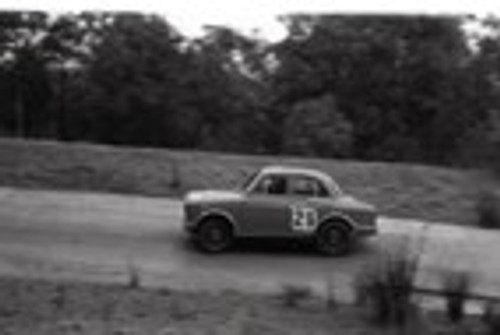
[183, 165, 377, 256]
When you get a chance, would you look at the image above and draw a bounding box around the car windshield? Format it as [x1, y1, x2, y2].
[241, 170, 260, 190]
[329, 179, 343, 196]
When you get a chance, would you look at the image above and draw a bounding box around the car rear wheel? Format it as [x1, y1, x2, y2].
[315, 222, 351, 256]
[195, 217, 233, 253]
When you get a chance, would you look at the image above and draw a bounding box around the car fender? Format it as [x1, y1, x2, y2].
[194, 208, 238, 234]
[316, 211, 358, 235]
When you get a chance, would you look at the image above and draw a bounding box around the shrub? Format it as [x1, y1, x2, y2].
[169, 160, 182, 191]
[482, 302, 500, 335]
[325, 279, 337, 310]
[126, 260, 141, 289]
[52, 284, 68, 311]
[278, 283, 313, 308]
[355, 246, 417, 326]
[441, 270, 472, 323]
[475, 191, 500, 229]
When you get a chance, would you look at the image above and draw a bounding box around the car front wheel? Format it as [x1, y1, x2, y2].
[195, 218, 233, 253]
[315, 222, 352, 256]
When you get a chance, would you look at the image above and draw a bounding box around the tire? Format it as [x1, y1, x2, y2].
[315, 221, 352, 256]
[194, 217, 233, 253]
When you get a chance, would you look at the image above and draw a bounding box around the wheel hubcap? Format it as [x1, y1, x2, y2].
[318, 225, 349, 255]
[202, 225, 229, 250]
[208, 228, 224, 244]
[327, 229, 342, 246]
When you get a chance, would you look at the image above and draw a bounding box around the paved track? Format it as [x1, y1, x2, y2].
[0, 187, 499, 305]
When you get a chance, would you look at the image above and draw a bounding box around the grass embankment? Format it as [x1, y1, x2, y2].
[0, 138, 494, 225]
[0, 277, 489, 335]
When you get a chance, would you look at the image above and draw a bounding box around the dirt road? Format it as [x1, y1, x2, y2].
[0, 187, 498, 303]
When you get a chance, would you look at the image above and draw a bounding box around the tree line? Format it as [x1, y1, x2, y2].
[1, 11, 500, 167]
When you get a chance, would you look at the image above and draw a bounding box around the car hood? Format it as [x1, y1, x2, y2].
[185, 190, 244, 203]
[331, 195, 376, 212]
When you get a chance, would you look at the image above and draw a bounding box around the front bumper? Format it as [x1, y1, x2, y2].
[356, 225, 377, 237]
[183, 216, 196, 235]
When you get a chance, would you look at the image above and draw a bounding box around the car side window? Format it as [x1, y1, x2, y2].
[253, 175, 287, 195]
[289, 176, 329, 197]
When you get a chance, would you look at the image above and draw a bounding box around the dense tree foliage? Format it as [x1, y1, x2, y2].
[1, 11, 500, 168]
[272, 15, 480, 163]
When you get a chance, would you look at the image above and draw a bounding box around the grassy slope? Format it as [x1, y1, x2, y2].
[0, 138, 494, 225]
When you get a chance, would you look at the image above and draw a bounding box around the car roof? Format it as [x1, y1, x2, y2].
[259, 165, 332, 181]
[245, 165, 342, 194]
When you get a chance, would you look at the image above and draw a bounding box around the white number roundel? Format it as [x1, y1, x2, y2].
[289, 205, 318, 232]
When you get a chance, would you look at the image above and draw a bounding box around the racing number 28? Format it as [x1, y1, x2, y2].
[289, 205, 318, 232]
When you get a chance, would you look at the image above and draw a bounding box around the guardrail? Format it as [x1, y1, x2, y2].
[413, 286, 500, 304]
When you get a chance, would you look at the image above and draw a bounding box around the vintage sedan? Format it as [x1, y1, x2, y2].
[183, 165, 377, 255]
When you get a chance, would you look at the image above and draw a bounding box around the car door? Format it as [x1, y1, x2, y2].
[239, 174, 293, 237]
[285, 175, 334, 236]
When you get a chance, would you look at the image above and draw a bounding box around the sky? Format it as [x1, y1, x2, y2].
[1, 0, 499, 41]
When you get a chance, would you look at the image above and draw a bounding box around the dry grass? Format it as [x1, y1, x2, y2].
[0, 276, 490, 335]
[0, 138, 496, 225]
